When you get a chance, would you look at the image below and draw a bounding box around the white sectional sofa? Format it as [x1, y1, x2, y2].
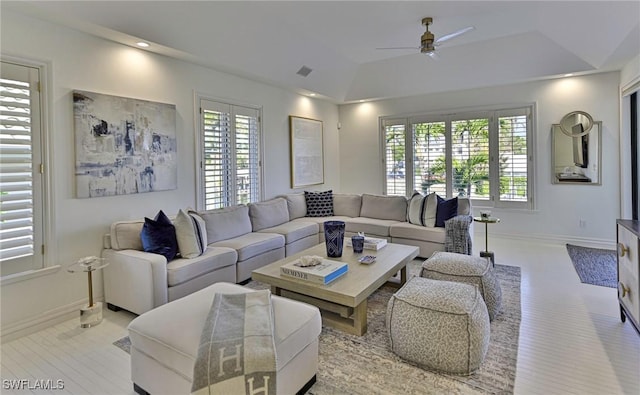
[103, 192, 472, 315]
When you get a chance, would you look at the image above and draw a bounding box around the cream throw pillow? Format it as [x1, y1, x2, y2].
[174, 209, 207, 258]
[407, 191, 438, 227]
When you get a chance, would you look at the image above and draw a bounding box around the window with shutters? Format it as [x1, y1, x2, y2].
[381, 106, 533, 209]
[198, 98, 261, 210]
[1, 60, 47, 277]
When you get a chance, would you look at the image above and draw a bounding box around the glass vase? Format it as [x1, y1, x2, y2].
[323, 221, 345, 258]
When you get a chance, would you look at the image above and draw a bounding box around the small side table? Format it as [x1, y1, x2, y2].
[68, 257, 109, 328]
[473, 216, 500, 266]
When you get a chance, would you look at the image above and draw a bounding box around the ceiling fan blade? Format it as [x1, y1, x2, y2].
[434, 26, 475, 45]
[376, 47, 420, 50]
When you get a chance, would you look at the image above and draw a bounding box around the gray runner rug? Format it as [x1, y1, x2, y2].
[566, 243, 617, 288]
[114, 262, 521, 394]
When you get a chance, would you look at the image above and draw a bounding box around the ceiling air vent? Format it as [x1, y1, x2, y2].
[296, 66, 313, 77]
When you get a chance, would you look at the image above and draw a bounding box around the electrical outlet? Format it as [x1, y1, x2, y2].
[579, 219, 587, 228]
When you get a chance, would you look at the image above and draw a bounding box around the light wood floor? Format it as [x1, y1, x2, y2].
[1, 237, 639, 394]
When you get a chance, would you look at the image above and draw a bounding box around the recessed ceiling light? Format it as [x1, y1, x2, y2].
[136, 42, 150, 48]
[359, 100, 365, 103]
[309, 93, 316, 97]
[564, 73, 574, 77]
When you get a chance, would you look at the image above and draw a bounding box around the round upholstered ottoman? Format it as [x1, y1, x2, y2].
[421, 251, 502, 321]
[386, 276, 490, 375]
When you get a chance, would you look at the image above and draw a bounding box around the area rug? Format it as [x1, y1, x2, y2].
[566, 243, 617, 288]
[114, 262, 521, 394]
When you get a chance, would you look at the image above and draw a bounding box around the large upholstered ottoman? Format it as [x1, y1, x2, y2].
[128, 282, 321, 395]
[386, 276, 490, 374]
[421, 251, 502, 320]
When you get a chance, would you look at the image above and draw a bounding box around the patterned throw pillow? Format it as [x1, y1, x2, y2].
[304, 190, 334, 217]
[407, 191, 438, 227]
[140, 210, 178, 262]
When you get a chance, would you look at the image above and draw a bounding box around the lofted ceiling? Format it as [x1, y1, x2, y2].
[4, 1, 640, 103]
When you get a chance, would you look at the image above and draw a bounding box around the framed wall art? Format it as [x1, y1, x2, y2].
[289, 115, 324, 188]
[73, 90, 177, 198]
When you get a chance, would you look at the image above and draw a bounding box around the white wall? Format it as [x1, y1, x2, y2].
[339, 72, 621, 244]
[0, 10, 339, 338]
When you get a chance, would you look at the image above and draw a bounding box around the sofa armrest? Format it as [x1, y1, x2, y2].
[102, 249, 169, 315]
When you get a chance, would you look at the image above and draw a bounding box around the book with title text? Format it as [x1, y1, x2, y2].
[280, 259, 348, 285]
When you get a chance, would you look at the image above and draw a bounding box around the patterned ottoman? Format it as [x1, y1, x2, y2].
[421, 251, 502, 320]
[386, 276, 490, 374]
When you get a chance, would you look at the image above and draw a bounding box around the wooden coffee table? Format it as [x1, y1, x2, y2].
[252, 242, 419, 336]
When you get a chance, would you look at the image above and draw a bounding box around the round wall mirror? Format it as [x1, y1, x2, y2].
[559, 111, 594, 137]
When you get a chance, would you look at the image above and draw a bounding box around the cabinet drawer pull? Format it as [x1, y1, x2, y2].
[617, 242, 629, 257]
[619, 281, 630, 298]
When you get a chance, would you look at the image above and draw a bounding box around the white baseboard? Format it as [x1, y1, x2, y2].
[1, 297, 104, 343]
[488, 231, 616, 250]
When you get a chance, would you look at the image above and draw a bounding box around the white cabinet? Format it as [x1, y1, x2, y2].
[617, 220, 640, 334]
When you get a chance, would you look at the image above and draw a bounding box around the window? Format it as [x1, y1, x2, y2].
[382, 106, 533, 209]
[0, 60, 46, 276]
[198, 99, 261, 210]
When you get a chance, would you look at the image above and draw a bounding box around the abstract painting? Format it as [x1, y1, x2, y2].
[289, 115, 324, 188]
[73, 90, 177, 198]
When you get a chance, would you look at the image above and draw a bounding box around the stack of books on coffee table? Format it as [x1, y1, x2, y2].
[346, 237, 387, 250]
[280, 259, 348, 285]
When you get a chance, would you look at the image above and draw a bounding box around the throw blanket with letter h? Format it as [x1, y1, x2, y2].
[191, 290, 277, 395]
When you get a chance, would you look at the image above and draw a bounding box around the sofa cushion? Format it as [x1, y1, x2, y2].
[304, 190, 334, 217]
[333, 193, 362, 217]
[258, 221, 318, 244]
[211, 232, 285, 261]
[166, 247, 237, 287]
[407, 191, 438, 226]
[198, 205, 252, 243]
[279, 193, 307, 220]
[360, 194, 407, 222]
[110, 219, 145, 251]
[128, 282, 321, 385]
[389, 222, 446, 244]
[140, 210, 178, 262]
[249, 198, 290, 231]
[457, 197, 472, 216]
[345, 217, 402, 237]
[174, 210, 207, 259]
[435, 196, 459, 227]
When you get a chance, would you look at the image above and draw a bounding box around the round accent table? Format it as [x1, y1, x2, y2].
[473, 216, 500, 266]
[68, 257, 109, 328]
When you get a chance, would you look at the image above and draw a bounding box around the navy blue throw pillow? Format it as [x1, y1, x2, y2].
[140, 210, 178, 262]
[435, 196, 458, 227]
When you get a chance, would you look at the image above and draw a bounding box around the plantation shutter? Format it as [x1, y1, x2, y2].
[382, 119, 406, 196]
[411, 120, 447, 196]
[451, 117, 490, 200]
[200, 99, 260, 210]
[233, 106, 260, 205]
[497, 109, 530, 204]
[0, 61, 44, 275]
[202, 100, 232, 209]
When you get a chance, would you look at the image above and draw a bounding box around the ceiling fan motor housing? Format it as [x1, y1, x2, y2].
[421, 17, 435, 53]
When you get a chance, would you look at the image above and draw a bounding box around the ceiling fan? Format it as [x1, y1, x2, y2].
[377, 17, 475, 59]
